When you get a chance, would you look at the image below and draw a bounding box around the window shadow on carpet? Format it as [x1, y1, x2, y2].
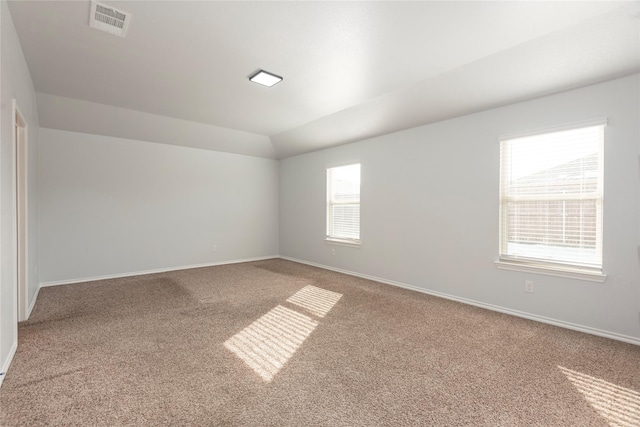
[559, 365, 640, 427]
[224, 285, 342, 382]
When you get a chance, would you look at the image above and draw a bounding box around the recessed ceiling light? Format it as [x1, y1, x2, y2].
[249, 70, 283, 87]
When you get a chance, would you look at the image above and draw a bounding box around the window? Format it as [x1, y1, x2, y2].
[499, 122, 605, 275]
[326, 164, 360, 244]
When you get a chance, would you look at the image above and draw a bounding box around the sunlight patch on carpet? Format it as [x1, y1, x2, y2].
[559, 365, 640, 427]
[225, 285, 342, 382]
[286, 285, 343, 318]
[224, 305, 318, 382]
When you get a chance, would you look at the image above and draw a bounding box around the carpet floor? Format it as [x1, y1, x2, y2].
[0, 258, 638, 426]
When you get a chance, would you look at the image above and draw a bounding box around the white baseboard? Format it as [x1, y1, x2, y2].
[40, 256, 279, 287]
[280, 256, 640, 346]
[0, 340, 18, 388]
[26, 285, 40, 319]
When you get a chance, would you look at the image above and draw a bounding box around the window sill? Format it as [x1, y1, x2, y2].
[325, 238, 361, 248]
[495, 259, 606, 283]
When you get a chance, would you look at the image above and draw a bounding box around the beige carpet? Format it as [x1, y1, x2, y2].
[1, 259, 638, 426]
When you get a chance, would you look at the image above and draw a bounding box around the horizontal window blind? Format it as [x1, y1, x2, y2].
[327, 164, 360, 241]
[499, 125, 604, 270]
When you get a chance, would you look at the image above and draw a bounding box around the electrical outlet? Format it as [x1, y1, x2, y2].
[525, 280, 534, 293]
[331, 248, 336, 256]
[212, 245, 218, 252]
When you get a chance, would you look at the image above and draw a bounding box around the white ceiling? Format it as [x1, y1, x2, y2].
[8, 1, 640, 159]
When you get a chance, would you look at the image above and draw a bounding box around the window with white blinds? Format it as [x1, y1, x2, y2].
[499, 123, 605, 272]
[327, 164, 360, 243]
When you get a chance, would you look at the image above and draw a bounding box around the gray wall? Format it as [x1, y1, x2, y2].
[37, 93, 277, 159]
[280, 74, 640, 343]
[0, 1, 40, 375]
[39, 128, 279, 284]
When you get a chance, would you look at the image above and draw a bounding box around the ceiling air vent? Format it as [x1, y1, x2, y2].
[89, 1, 131, 37]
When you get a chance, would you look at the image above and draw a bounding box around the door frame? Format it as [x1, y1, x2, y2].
[13, 99, 28, 322]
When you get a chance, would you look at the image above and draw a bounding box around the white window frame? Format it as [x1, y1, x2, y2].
[326, 164, 361, 246]
[495, 119, 607, 282]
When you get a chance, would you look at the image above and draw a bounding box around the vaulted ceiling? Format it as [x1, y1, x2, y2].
[8, 1, 640, 158]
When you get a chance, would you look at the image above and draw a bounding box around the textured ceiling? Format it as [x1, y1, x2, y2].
[8, 1, 640, 158]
